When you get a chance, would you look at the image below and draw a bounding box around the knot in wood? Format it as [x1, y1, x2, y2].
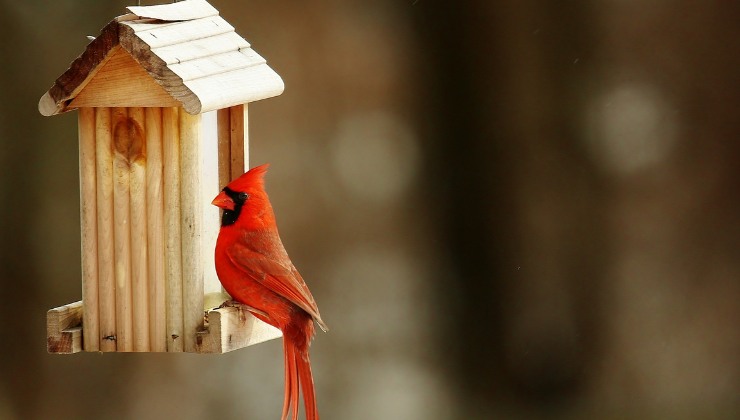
[113, 116, 145, 164]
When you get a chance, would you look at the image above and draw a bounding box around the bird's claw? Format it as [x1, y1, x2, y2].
[216, 300, 268, 318]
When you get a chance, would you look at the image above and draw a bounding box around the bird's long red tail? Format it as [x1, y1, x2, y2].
[282, 338, 319, 420]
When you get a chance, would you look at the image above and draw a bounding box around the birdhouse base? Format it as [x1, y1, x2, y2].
[47, 301, 281, 354]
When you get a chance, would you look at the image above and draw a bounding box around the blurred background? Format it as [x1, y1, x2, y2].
[1, 0, 738, 418]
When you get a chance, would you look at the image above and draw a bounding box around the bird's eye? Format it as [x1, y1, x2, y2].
[238, 192, 249, 201]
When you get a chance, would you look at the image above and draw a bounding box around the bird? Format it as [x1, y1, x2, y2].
[212, 163, 328, 420]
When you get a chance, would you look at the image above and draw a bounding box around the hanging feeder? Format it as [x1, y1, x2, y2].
[41, 0, 284, 354]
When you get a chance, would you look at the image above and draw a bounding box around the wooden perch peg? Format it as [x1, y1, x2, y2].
[47, 302, 83, 354]
[197, 305, 282, 354]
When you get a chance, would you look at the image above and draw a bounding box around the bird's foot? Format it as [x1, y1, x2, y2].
[217, 300, 268, 318]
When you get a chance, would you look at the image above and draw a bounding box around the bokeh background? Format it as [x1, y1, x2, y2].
[1, 0, 738, 419]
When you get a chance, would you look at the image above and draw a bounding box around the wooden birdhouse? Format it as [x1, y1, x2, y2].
[41, 0, 283, 354]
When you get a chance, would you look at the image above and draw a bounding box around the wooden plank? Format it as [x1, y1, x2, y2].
[214, 109, 232, 303]
[229, 104, 246, 179]
[127, 0, 220, 25]
[78, 107, 99, 352]
[146, 107, 167, 352]
[168, 49, 266, 83]
[200, 111, 223, 299]
[185, 63, 284, 114]
[163, 107, 184, 352]
[195, 306, 282, 354]
[69, 48, 180, 109]
[242, 104, 249, 171]
[95, 107, 117, 352]
[150, 31, 249, 65]
[128, 107, 150, 352]
[47, 301, 84, 354]
[112, 107, 133, 352]
[127, 16, 233, 50]
[180, 111, 204, 353]
[217, 108, 231, 188]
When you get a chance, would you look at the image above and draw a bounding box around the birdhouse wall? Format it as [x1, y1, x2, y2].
[77, 105, 247, 353]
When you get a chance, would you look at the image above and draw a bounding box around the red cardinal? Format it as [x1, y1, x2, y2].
[212, 164, 328, 420]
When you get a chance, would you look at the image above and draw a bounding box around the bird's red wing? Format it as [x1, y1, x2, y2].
[226, 231, 326, 329]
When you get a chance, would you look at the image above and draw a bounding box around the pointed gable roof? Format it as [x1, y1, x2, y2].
[39, 0, 284, 116]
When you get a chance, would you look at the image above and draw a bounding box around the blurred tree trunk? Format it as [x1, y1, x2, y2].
[414, 0, 738, 417]
[414, 0, 604, 414]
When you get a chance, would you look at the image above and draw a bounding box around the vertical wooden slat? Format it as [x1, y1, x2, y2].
[129, 107, 149, 352]
[78, 107, 99, 352]
[163, 107, 184, 352]
[242, 104, 249, 170]
[95, 107, 116, 352]
[146, 107, 167, 352]
[216, 105, 250, 305]
[229, 104, 245, 179]
[180, 111, 203, 352]
[217, 108, 231, 188]
[201, 111, 225, 302]
[112, 107, 133, 351]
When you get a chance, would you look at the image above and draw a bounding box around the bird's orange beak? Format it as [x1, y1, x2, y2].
[212, 191, 235, 211]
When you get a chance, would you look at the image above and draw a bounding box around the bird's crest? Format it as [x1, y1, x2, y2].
[227, 163, 270, 192]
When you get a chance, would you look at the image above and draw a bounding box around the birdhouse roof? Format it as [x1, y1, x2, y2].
[39, 0, 284, 116]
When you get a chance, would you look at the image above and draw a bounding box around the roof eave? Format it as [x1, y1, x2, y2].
[117, 21, 203, 115]
[38, 20, 122, 116]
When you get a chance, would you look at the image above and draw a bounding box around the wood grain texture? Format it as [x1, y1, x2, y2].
[229, 104, 245, 179]
[39, 20, 120, 116]
[185, 65, 284, 114]
[132, 16, 232, 50]
[180, 111, 204, 352]
[151, 31, 246, 65]
[168, 48, 264, 82]
[47, 301, 84, 354]
[95, 107, 117, 352]
[78, 107, 100, 352]
[128, 107, 150, 352]
[118, 22, 201, 115]
[112, 107, 133, 352]
[242, 104, 249, 172]
[70, 48, 179, 109]
[200, 111, 223, 298]
[163, 107, 184, 352]
[217, 108, 231, 188]
[195, 306, 282, 354]
[146, 107, 167, 352]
